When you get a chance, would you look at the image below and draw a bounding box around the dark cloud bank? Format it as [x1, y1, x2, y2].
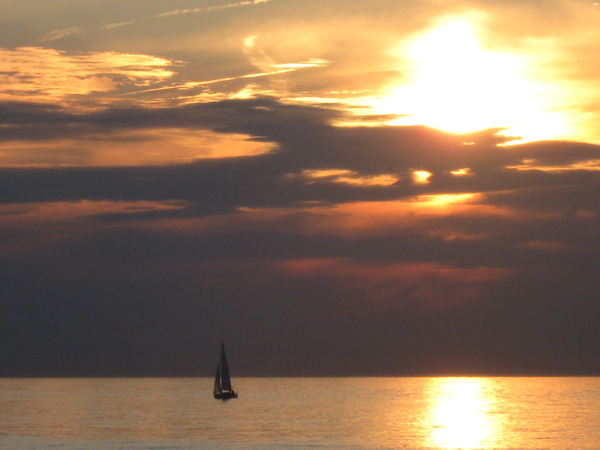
[2, 97, 600, 377]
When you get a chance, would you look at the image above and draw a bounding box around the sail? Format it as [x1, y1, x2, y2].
[213, 360, 222, 395]
[213, 342, 237, 399]
[220, 343, 232, 392]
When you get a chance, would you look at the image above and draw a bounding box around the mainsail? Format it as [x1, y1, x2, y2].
[213, 342, 237, 399]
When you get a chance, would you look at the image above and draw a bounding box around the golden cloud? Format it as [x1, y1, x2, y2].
[0, 47, 175, 103]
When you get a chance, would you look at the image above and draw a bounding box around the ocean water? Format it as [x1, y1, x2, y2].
[1, 377, 600, 450]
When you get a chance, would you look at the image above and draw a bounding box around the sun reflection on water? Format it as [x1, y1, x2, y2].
[423, 377, 500, 449]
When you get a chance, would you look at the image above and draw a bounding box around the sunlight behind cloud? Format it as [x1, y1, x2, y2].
[298, 169, 398, 186]
[413, 170, 432, 184]
[377, 19, 566, 141]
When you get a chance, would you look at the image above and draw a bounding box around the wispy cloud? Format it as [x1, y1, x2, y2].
[127, 34, 328, 97]
[131, 58, 328, 96]
[41, 0, 276, 42]
[40, 26, 81, 43]
[100, 20, 137, 31]
[156, 0, 274, 18]
[100, 0, 275, 33]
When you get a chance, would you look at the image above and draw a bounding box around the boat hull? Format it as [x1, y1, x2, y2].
[214, 391, 238, 400]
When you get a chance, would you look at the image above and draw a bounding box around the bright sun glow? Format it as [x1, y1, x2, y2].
[424, 378, 500, 449]
[378, 20, 566, 140]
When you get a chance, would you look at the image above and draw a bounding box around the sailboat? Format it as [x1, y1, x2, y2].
[213, 342, 238, 399]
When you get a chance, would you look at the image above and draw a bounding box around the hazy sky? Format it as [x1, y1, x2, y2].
[2, 0, 600, 376]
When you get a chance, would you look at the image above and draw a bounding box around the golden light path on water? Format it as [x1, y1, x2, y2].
[375, 19, 567, 142]
[422, 377, 501, 449]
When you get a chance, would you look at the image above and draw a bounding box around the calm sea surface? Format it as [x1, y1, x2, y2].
[1, 377, 600, 450]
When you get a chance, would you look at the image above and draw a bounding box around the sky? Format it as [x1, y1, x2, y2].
[2, 0, 600, 377]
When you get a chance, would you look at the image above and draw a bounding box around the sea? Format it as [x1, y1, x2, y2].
[1, 377, 600, 450]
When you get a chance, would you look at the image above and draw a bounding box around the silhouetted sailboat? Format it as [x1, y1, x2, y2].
[213, 342, 238, 399]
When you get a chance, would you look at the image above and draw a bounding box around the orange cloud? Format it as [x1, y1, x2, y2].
[295, 169, 398, 186]
[0, 129, 275, 167]
[278, 258, 511, 311]
[0, 47, 175, 104]
[290, 199, 509, 239]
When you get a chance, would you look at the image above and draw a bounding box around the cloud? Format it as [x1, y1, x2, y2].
[132, 57, 328, 97]
[40, 26, 81, 42]
[0, 48, 175, 104]
[2, 95, 600, 175]
[97, 0, 277, 33]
